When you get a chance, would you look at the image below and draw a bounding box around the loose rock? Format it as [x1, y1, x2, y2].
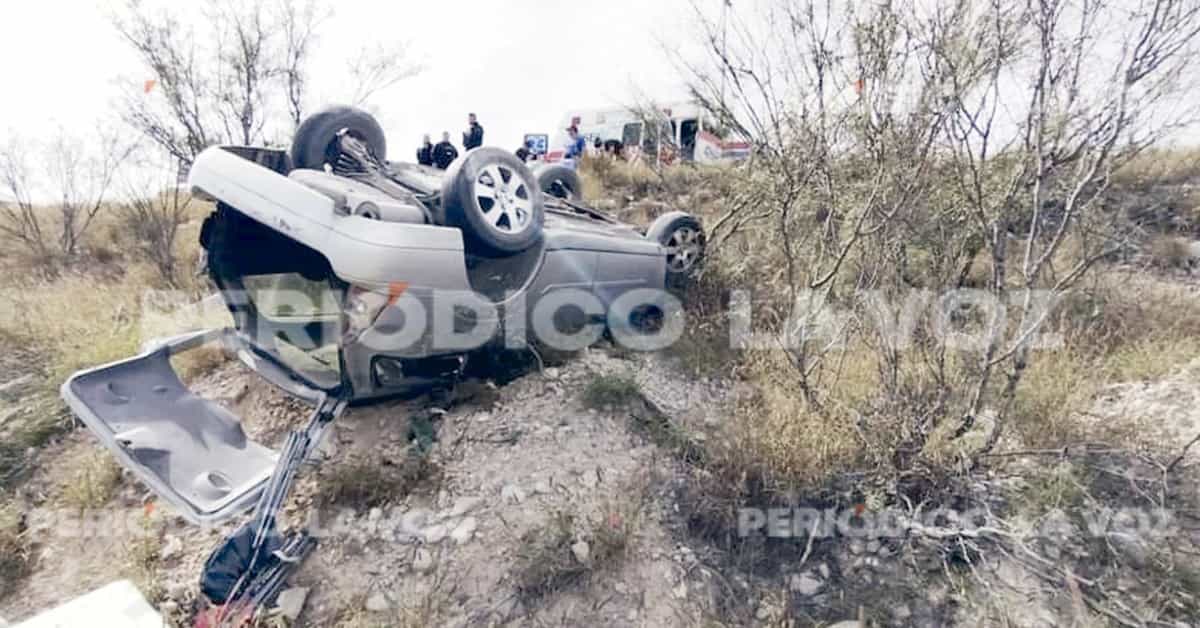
[365, 591, 391, 612]
[451, 517, 478, 545]
[789, 572, 823, 596]
[449, 496, 482, 517]
[422, 524, 449, 545]
[274, 587, 309, 621]
[413, 548, 436, 573]
[159, 535, 184, 561]
[501, 483, 526, 504]
[571, 540, 591, 565]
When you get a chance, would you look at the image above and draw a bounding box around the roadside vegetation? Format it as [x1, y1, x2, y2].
[576, 1, 1200, 621]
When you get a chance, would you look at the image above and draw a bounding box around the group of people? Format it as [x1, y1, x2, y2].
[416, 113, 484, 169]
[416, 115, 624, 172]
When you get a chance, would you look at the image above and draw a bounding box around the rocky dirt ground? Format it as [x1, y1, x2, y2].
[0, 344, 771, 627]
[1, 288, 1198, 627]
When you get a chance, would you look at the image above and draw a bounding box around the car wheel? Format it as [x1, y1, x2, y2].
[441, 148, 545, 255]
[291, 105, 387, 171]
[647, 211, 705, 276]
[533, 164, 582, 201]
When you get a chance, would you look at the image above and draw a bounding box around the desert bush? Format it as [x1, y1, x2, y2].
[118, 182, 194, 286]
[511, 489, 642, 605]
[645, 2, 1200, 621]
[0, 131, 132, 270]
[580, 372, 640, 409]
[1146, 235, 1197, 270]
[0, 503, 32, 600]
[59, 453, 123, 513]
[668, 0, 1200, 485]
[316, 449, 441, 509]
[113, 0, 418, 164]
[124, 514, 165, 603]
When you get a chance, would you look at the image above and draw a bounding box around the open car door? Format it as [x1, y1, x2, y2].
[61, 328, 341, 524]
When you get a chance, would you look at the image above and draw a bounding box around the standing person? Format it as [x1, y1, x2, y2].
[463, 113, 484, 151]
[562, 125, 587, 170]
[432, 132, 459, 169]
[416, 134, 434, 166]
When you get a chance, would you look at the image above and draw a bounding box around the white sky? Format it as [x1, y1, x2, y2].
[0, 0, 701, 161]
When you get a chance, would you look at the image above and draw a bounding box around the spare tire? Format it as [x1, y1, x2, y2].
[291, 105, 386, 171]
[533, 164, 582, 201]
[441, 148, 545, 255]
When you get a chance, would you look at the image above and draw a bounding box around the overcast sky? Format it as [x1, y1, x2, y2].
[0, 0, 701, 161]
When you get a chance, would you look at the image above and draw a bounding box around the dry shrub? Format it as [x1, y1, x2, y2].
[1111, 147, 1200, 190]
[172, 344, 230, 381]
[124, 514, 165, 604]
[316, 449, 441, 510]
[665, 266, 738, 378]
[0, 503, 32, 600]
[59, 452, 123, 512]
[580, 372, 640, 410]
[511, 488, 642, 605]
[1010, 271, 1200, 448]
[1146, 235, 1196, 270]
[334, 570, 457, 628]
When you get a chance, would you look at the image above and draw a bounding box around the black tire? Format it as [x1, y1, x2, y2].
[533, 164, 582, 201]
[646, 211, 705, 277]
[291, 105, 387, 171]
[441, 148, 545, 255]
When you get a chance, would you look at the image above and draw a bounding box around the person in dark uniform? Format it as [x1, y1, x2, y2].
[463, 113, 484, 151]
[416, 134, 434, 166]
[432, 132, 459, 169]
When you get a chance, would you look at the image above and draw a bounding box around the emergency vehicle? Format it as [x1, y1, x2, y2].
[543, 102, 750, 165]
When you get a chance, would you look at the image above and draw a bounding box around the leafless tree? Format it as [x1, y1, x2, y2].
[279, 0, 328, 128]
[114, 3, 215, 166]
[113, 0, 412, 164]
[210, 1, 273, 145]
[119, 167, 192, 286]
[0, 138, 49, 262]
[681, 0, 1200, 461]
[346, 42, 424, 108]
[0, 130, 132, 265]
[933, 0, 1200, 454]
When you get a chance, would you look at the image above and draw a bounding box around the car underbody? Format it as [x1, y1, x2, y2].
[60, 105, 706, 610]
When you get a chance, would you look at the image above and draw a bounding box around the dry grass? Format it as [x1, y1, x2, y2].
[315, 449, 441, 510]
[1111, 147, 1200, 189]
[512, 486, 642, 605]
[0, 503, 33, 601]
[333, 568, 457, 628]
[124, 514, 165, 604]
[0, 268, 151, 383]
[580, 372, 641, 410]
[1147, 235, 1197, 269]
[1010, 272, 1200, 448]
[58, 452, 123, 512]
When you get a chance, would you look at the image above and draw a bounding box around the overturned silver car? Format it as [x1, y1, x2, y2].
[60, 106, 705, 528]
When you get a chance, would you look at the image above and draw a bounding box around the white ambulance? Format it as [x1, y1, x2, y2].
[543, 102, 750, 165]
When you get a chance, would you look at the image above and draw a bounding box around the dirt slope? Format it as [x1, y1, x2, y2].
[0, 346, 737, 627]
